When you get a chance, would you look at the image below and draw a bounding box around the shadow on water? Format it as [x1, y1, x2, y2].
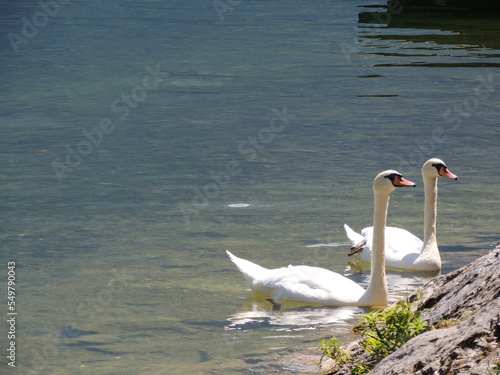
[358, 1, 500, 67]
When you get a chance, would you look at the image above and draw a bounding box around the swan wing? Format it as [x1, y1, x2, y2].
[261, 265, 364, 305]
[227, 251, 365, 305]
[226, 250, 271, 293]
[358, 227, 423, 266]
[385, 227, 423, 256]
[344, 224, 365, 245]
[344, 224, 367, 255]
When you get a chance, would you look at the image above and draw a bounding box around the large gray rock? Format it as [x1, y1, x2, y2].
[320, 242, 500, 375]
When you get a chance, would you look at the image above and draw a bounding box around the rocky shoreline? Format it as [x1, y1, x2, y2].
[319, 241, 500, 375]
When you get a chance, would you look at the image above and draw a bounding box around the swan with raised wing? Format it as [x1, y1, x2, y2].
[226, 170, 415, 306]
[344, 158, 457, 271]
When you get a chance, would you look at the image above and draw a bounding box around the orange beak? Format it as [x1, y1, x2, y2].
[439, 166, 458, 180]
[394, 176, 416, 187]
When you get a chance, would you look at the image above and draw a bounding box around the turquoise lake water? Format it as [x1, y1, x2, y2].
[0, 1, 499, 374]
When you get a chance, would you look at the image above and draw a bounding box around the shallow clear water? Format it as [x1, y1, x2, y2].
[0, 1, 499, 374]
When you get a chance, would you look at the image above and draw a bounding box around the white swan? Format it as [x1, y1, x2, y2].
[344, 158, 457, 272]
[226, 170, 416, 306]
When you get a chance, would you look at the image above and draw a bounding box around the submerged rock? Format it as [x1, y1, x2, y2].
[320, 242, 500, 375]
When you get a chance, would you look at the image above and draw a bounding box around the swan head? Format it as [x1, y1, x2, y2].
[422, 158, 458, 180]
[374, 170, 416, 194]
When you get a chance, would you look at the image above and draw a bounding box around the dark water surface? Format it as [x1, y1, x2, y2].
[0, 1, 498, 374]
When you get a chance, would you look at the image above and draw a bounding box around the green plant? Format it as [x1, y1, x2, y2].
[318, 299, 428, 374]
[318, 336, 350, 365]
[358, 299, 428, 362]
[489, 364, 500, 375]
[351, 363, 371, 375]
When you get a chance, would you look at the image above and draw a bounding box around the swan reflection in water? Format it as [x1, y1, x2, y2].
[225, 294, 365, 333]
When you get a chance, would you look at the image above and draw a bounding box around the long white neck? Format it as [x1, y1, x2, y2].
[419, 175, 441, 268]
[359, 189, 389, 306]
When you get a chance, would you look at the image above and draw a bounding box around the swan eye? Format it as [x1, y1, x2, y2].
[384, 173, 402, 185]
[432, 163, 449, 177]
[385, 173, 415, 187]
[432, 163, 445, 173]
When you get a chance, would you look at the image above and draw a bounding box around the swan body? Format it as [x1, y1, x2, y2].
[226, 250, 365, 305]
[345, 158, 457, 271]
[227, 170, 416, 306]
[344, 225, 430, 269]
